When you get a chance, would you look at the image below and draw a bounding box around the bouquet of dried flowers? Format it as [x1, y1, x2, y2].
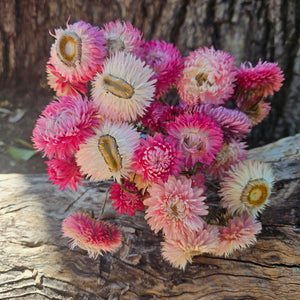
[32, 19, 284, 269]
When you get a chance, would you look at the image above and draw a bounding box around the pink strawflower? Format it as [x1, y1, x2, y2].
[192, 104, 251, 142]
[205, 141, 248, 180]
[110, 179, 144, 216]
[245, 101, 271, 127]
[132, 133, 184, 183]
[161, 224, 219, 269]
[62, 211, 122, 259]
[32, 95, 100, 159]
[144, 176, 208, 239]
[213, 214, 262, 257]
[46, 156, 84, 191]
[167, 112, 223, 168]
[46, 63, 87, 97]
[234, 60, 284, 107]
[103, 20, 143, 56]
[137, 40, 183, 99]
[50, 20, 106, 84]
[177, 46, 237, 105]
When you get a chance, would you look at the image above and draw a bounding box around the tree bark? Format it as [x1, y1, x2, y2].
[0, 0, 299, 146]
[0, 134, 299, 299]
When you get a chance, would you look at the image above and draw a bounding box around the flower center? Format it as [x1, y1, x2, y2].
[182, 132, 206, 155]
[56, 31, 82, 67]
[106, 37, 125, 54]
[195, 72, 212, 87]
[98, 135, 122, 172]
[241, 179, 270, 207]
[103, 74, 134, 99]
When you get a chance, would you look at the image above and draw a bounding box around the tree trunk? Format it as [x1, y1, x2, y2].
[0, 0, 299, 147]
[0, 134, 299, 299]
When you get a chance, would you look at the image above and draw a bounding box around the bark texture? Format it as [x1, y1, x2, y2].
[0, 0, 299, 146]
[0, 134, 299, 299]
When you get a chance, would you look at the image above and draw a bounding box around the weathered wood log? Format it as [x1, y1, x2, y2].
[0, 134, 299, 299]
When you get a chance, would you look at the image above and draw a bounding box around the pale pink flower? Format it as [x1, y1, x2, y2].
[167, 112, 223, 168]
[219, 160, 274, 217]
[46, 63, 87, 97]
[32, 95, 100, 159]
[62, 211, 122, 259]
[50, 20, 106, 84]
[177, 46, 237, 105]
[137, 40, 183, 99]
[161, 224, 219, 269]
[110, 179, 144, 216]
[213, 214, 262, 257]
[46, 156, 84, 191]
[205, 141, 248, 180]
[144, 176, 208, 239]
[132, 133, 184, 183]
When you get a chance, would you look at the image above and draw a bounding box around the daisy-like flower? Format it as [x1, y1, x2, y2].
[132, 133, 184, 184]
[92, 52, 156, 122]
[75, 120, 140, 183]
[219, 160, 274, 217]
[234, 60, 284, 107]
[46, 156, 84, 191]
[110, 179, 144, 216]
[144, 176, 208, 239]
[62, 211, 122, 259]
[46, 63, 87, 97]
[205, 141, 248, 180]
[32, 95, 100, 159]
[177, 46, 237, 105]
[245, 101, 271, 127]
[161, 224, 219, 269]
[192, 104, 251, 142]
[103, 20, 143, 56]
[213, 214, 262, 257]
[49, 20, 106, 84]
[137, 40, 183, 99]
[167, 112, 223, 168]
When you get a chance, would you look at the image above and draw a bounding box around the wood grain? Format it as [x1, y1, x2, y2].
[0, 134, 299, 299]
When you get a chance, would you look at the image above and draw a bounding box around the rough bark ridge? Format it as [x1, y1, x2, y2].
[0, 0, 299, 146]
[0, 134, 299, 299]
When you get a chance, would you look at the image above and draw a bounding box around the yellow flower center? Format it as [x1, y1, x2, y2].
[103, 74, 134, 99]
[98, 135, 122, 172]
[241, 179, 270, 207]
[56, 31, 82, 67]
[195, 72, 212, 87]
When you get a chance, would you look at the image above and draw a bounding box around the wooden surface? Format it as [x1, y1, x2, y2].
[0, 134, 300, 299]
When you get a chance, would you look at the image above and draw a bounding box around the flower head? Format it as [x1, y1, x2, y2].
[213, 214, 262, 257]
[92, 52, 156, 122]
[144, 176, 208, 239]
[75, 120, 140, 183]
[132, 133, 184, 183]
[245, 101, 271, 127]
[62, 211, 122, 259]
[161, 224, 219, 269]
[137, 40, 183, 99]
[167, 112, 223, 168]
[46, 156, 84, 191]
[103, 20, 143, 56]
[110, 179, 144, 216]
[177, 46, 237, 105]
[32, 95, 100, 159]
[50, 20, 106, 83]
[219, 160, 274, 217]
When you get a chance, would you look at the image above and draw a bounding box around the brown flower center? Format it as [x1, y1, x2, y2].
[103, 74, 134, 99]
[195, 72, 212, 87]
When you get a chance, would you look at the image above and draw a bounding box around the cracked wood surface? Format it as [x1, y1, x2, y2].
[0, 134, 300, 299]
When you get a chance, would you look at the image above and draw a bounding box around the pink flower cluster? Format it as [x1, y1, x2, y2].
[33, 19, 283, 267]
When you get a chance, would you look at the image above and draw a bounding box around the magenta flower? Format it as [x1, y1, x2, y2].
[32, 95, 100, 159]
[132, 133, 184, 184]
[177, 46, 237, 105]
[137, 40, 183, 99]
[46, 156, 84, 191]
[62, 211, 122, 259]
[110, 179, 144, 216]
[167, 112, 223, 168]
[144, 176, 208, 239]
